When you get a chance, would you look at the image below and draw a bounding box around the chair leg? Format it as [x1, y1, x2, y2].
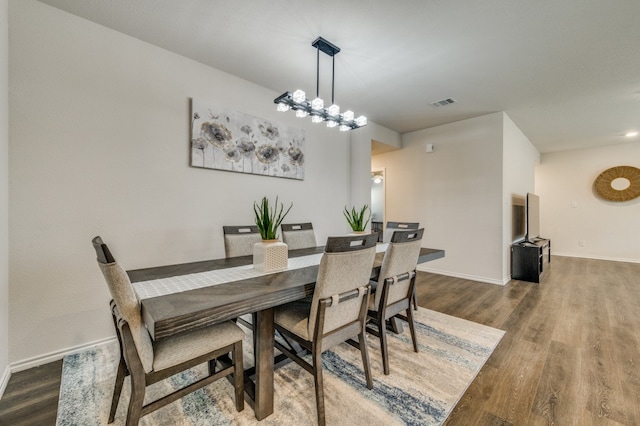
[125, 366, 146, 426]
[358, 331, 373, 389]
[208, 358, 217, 375]
[379, 316, 390, 375]
[406, 308, 419, 353]
[108, 356, 127, 423]
[312, 346, 326, 426]
[233, 341, 244, 412]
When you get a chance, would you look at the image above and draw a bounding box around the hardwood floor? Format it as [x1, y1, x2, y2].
[418, 256, 640, 426]
[1, 255, 639, 425]
[0, 360, 62, 425]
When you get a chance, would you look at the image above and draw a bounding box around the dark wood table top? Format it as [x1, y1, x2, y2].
[129, 246, 444, 340]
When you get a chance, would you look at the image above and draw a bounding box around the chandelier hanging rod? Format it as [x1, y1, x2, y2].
[312, 37, 339, 103]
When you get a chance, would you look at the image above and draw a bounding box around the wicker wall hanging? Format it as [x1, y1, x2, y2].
[593, 165, 640, 202]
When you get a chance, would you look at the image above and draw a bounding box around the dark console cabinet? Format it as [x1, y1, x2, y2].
[511, 239, 551, 283]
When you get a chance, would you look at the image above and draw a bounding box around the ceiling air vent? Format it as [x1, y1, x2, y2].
[429, 97, 457, 108]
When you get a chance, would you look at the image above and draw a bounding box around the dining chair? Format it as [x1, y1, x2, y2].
[273, 233, 378, 426]
[223, 225, 262, 257]
[382, 221, 420, 244]
[223, 225, 264, 330]
[281, 222, 317, 250]
[382, 221, 421, 310]
[367, 228, 424, 375]
[91, 236, 245, 425]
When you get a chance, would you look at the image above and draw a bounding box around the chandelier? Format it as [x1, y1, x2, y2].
[274, 37, 367, 131]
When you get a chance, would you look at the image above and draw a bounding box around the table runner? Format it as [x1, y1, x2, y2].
[133, 243, 389, 300]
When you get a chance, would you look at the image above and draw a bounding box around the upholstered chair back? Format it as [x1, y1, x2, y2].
[374, 228, 424, 309]
[383, 221, 420, 244]
[281, 223, 317, 250]
[223, 225, 262, 258]
[308, 234, 377, 338]
[92, 236, 155, 373]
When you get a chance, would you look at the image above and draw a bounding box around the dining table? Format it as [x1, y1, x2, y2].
[127, 244, 445, 420]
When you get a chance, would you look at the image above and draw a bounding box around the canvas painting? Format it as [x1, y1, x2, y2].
[190, 99, 305, 180]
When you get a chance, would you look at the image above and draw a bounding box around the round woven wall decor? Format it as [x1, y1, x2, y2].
[593, 165, 640, 202]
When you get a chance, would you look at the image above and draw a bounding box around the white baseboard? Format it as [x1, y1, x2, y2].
[552, 252, 640, 264]
[418, 255, 639, 288]
[10, 336, 117, 373]
[0, 364, 10, 400]
[417, 265, 506, 286]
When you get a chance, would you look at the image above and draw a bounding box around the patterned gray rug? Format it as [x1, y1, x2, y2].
[56, 308, 504, 425]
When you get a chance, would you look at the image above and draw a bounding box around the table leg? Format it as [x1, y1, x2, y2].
[253, 308, 274, 420]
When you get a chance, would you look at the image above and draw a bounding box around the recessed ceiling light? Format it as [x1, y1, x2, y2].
[625, 131, 638, 137]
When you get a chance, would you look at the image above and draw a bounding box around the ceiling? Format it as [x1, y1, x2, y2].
[36, 0, 640, 153]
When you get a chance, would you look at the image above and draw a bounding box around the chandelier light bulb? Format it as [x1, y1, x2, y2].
[292, 90, 306, 103]
[339, 124, 350, 132]
[355, 116, 367, 127]
[311, 97, 324, 110]
[327, 104, 340, 117]
[295, 109, 308, 118]
[311, 115, 323, 123]
[276, 103, 290, 112]
[326, 120, 338, 128]
[342, 110, 354, 121]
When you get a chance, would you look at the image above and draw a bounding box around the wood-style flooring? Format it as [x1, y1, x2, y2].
[0, 360, 62, 425]
[1, 255, 639, 425]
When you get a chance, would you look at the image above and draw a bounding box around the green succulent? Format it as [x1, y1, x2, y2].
[253, 196, 293, 240]
[343, 204, 371, 232]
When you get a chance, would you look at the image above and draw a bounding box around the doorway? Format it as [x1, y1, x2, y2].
[371, 169, 385, 242]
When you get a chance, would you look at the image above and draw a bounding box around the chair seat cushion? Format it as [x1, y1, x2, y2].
[153, 321, 244, 372]
[274, 299, 312, 341]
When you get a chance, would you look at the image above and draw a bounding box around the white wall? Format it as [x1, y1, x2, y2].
[350, 126, 374, 222]
[502, 113, 540, 281]
[372, 113, 505, 284]
[0, 0, 10, 396]
[369, 121, 402, 150]
[8, 0, 363, 364]
[536, 142, 640, 262]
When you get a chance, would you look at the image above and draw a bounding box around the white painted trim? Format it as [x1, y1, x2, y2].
[417, 265, 506, 286]
[0, 364, 10, 400]
[10, 336, 116, 373]
[552, 252, 640, 264]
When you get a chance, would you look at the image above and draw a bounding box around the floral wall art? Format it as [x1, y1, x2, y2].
[190, 98, 305, 180]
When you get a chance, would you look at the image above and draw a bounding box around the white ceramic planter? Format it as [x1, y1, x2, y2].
[253, 240, 288, 272]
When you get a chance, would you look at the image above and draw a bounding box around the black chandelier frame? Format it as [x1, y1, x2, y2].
[274, 37, 367, 130]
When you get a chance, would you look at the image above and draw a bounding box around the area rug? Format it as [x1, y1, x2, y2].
[56, 308, 504, 425]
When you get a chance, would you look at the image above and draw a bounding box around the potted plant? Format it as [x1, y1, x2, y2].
[252, 196, 292, 272]
[253, 196, 293, 241]
[344, 204, 371, 233]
